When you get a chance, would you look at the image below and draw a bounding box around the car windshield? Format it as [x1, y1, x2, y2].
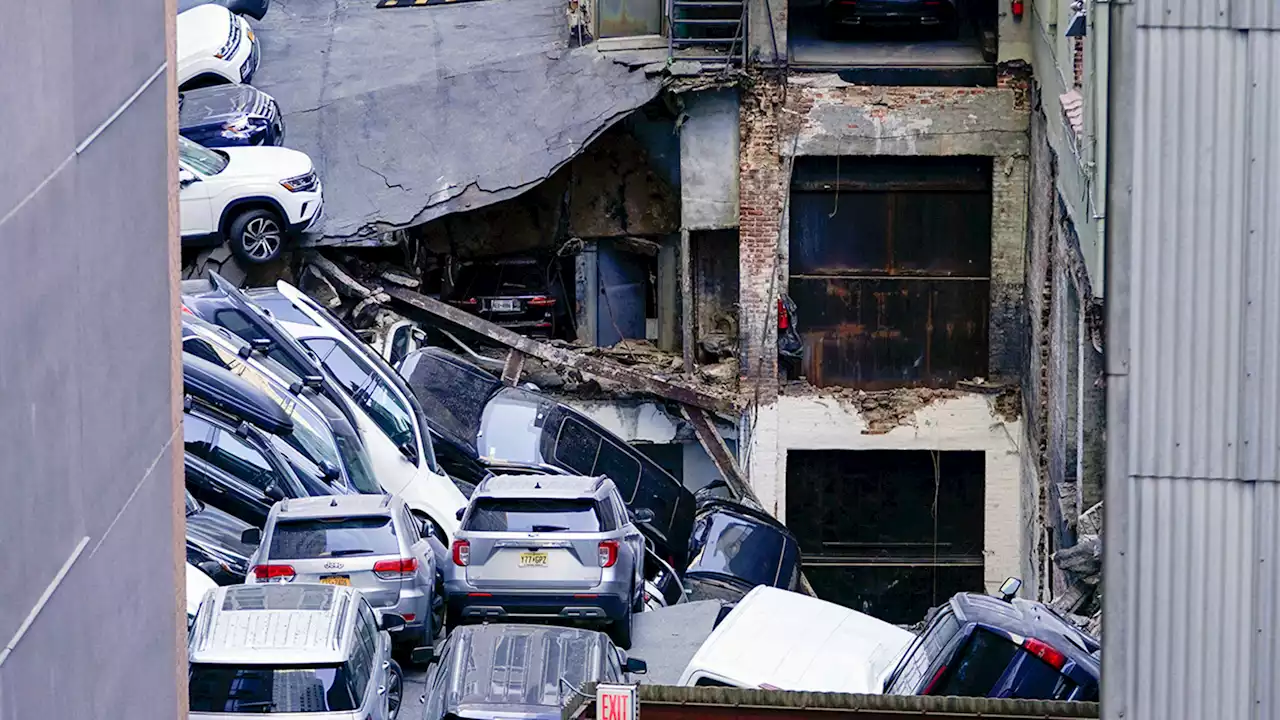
[333, 429, 381, 495]
[268, 516, 400, 559]
[475, 390, 543, 464]
[304, 339, 417, 450]
[267, 435, 328, 488]
[189, 663, 359, 713]
[179, 136, 228, 176]
[686, 511, 792, 588]
[465, 498, 601, 533]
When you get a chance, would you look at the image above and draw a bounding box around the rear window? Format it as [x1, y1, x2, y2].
[189, 663, 359, 713]
[268, 517, 399, 559]
[465, 498, 602, 533]
[933, 628, 1070, 699]
[886, 608, 962, 694]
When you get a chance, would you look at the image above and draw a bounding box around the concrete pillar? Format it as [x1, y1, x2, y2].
[575, 241, 599, 345]
[656, 236, 679, 352]
[990, 155, 1029, 379]
[1077, 320, 1106, 515]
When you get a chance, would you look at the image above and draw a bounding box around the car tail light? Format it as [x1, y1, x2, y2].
[921, 664, 948, 694]
[598, 540, 619, 568]
[1023, 638, 1067, 669]
[252, 564, 295, 582]
[527, 296, 556, 307]
[452, 540, 470, 566]
[402, 613, 416, 622]
[373, 557, 418, 580]
[456, 298, 478, 306]
[181, 304, 193, 315]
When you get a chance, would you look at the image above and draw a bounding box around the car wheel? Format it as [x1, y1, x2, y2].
[631, 580, 645, 614]
[227, 208, 285, 264]
[385, 658, 404, 719]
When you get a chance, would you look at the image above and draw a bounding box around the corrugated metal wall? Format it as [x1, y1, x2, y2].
[1107, 2, 1280, 719]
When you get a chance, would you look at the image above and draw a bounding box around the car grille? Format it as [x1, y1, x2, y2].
[224, 14, 242, 57]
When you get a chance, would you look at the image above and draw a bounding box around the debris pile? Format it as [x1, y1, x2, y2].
[1051, 501, 1104, 638]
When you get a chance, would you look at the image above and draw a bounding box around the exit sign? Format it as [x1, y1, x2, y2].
[596, 683, 637, 720]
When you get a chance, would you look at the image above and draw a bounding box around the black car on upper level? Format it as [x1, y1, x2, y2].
[399, 346, 697, 570]
[419, 624, 646, 720]
[445, 255, 569, 339]
[185, 487, 257, 585]
[178, 0, 269, 21]
[179, 84, 284, 148]
[883, 580, 1101, 701]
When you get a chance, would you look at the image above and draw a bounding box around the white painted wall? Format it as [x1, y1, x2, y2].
[745, 393, 1025, 594]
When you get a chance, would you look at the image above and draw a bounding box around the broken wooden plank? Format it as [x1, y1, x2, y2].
[500, 349, 526, 387]
[305, 252, 374, 299]
[679, 227, 694, 375]
[382, 285, 739, 415]
[681, 405, 756, 507]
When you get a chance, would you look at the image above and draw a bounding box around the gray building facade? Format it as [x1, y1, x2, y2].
[1106, 1, 1280, 719]
[0, 0, 182, 716]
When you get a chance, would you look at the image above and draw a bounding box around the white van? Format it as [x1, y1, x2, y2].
[677, 586, 916, 694]
[186, 562, 218, 632]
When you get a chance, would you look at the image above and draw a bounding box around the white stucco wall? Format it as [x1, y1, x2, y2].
[745, 393, 1025, 594]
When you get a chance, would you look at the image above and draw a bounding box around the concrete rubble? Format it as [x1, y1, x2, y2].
[1051, 501, 1104, 638]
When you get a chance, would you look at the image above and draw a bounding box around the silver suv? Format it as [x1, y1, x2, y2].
[188, 583, 421, 718]
[244, 495, 441, 648]
[445, 475, 648, 647]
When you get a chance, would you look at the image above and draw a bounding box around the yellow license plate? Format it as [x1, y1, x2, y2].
[519, 552, 548, 568]
[320, 575, 350, 586]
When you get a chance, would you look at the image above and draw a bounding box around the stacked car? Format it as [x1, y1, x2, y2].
[177, 1, 323, 264]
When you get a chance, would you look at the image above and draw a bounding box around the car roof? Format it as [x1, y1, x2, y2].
[183, 353, 293, 435]
[679, 586, 916, 694]
[476, 474, 608, 499]
[951, 593, 1102, 674]
[442, 624, 607, 713]
[274, 494, 397, 519]
[188, 584, 356, 665]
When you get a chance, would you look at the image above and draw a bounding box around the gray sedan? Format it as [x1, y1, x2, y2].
[444, 475, 650, 648]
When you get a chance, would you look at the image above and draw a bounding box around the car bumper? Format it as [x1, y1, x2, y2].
[238, 27, 260, 83]
[375, 587, 434, 641]
[287, 187, 324, 234]
[447, 590, 628, 624]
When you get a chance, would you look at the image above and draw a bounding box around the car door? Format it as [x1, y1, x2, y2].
[204, 425, 293, 521]
[612, 494, 645, 591]
[179, 162, 215, 237]
[400, 504, 437, 618]
[185, 413, 270, 525]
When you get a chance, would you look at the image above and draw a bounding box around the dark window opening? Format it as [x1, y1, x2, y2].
[789, 157, 993, 390]
[786, 0, 998, 83]
[785, 449, 985, 623]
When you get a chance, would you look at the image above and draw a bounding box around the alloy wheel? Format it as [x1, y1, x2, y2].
[241, 216, 282, 261]
[387, 665, 403, 719]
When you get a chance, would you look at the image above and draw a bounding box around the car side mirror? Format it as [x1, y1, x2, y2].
[380, 613, 406, 631]
[250, 337, 274, 351]
[197, 560, 223, 577]
[264, 484, 286, 502]
[998, 576, 1022, 602]
[623, 657, 648, 675]
[241, 528, 262, 545]
[398, 441, 419, 464]
[631, 508, 656, 524]
[303, 375, 324, 390]
[410, 646, 436, 665]
[455, 507, 466, 521]
[320, 461, 341, 482]
[179, 168, 198, 187]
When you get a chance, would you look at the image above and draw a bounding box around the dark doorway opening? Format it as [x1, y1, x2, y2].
[786, 449, 985, 624]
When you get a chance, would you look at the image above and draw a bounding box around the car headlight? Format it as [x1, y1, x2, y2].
[281, 171, 319, 193]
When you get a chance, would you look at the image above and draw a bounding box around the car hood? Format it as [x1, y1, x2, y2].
[187, 502, 256, 563]
[186, 563, 218, 617]
[178, 5, 235, 62]
[180, 84, 273, 127]
[221, 145, 313, 182]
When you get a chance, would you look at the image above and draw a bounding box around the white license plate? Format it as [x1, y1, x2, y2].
[489, 299, 518, 312]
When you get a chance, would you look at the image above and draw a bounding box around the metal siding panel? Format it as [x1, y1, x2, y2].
[1231, 0, 1280, 29]
[1254, 483, 1280, 719]
[1138, 0, 1231, 27]
[1129, 28, 1248, 482]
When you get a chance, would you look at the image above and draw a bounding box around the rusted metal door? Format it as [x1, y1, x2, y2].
[788, 157, 993, 390]
[598, 0, 664, 37]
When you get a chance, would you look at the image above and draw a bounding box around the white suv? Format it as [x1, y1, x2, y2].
[179, 136, 323, 264]
[178, 4, 260, 90]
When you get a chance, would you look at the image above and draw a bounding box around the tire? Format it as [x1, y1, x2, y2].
[227, 208, 286, 264]
[385, 658, 404, 719]
[631, 580, 645, 614]
[610, 597, 634, 650]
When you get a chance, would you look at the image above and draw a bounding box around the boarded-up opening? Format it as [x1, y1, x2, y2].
[786, 449, 985, 624]
[789, 157, 993, 389]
